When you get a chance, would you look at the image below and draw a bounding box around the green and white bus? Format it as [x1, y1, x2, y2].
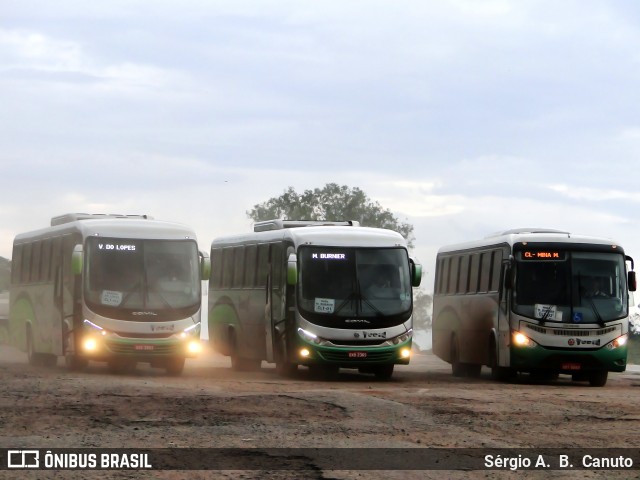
[9, 213, 210, 374]
[432, 228, 636, 387]
[208, 220, 422, 379]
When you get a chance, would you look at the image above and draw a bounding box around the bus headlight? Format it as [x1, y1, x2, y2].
[392, 329, 413, 345]
[187, 340, 201, 354]
[83, 337, 99, 352]
[400, 347, 411, 359]
[297, 328, 329, 346]
[607, 334, 628, 350]
[299, 348, 311, 358]
[512, 331, 537, 348]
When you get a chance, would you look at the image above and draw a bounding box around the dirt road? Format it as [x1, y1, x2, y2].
[1, 345, 639, 479]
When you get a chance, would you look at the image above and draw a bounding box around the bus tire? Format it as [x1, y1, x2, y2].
[63, 325, 88, 371]
[231, 356, 261, 372]
[108, 358, 135, 374]
[374, 364, 394, 380]
[165, 357, 185, 376]
[450, 335, 465, 377]
[275, 341, 298, 378]
[489, 338, 514, 382]
[66, 354, 88, 371]
[466, 364, 482, 378]
[588, 370, 608, 387]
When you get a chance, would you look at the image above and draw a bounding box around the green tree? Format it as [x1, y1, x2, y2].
[247, 183, 415, 247]
[412, 289, 433, 330]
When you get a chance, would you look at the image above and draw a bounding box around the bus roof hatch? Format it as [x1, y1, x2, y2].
[51, 213, 154, 226]
[253, 219, 360, 232]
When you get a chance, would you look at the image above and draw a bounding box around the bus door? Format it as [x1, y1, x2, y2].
[496, 252, 512, 366]
[58, 235, 79, 356]
[51, 236, 66, 356]
[265, 243, 284, 363]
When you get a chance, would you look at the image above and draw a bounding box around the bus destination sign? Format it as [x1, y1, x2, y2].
[521, 250, 565, 260]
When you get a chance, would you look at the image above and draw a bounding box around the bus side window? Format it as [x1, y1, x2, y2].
[448, 257, 458, 294]
[22, 243, 32, 284]
[469, 254, 480, 294]
[244, 245, 257, 288]
[458, 255, 469, 294]
[256, 244, 269, 288]
[211, 249, 222, 288]
[41, 239, 52, 282]
[270, 243, 283, 290]
[233, 246, 245, 289]
[11, 244, 22, 285]
[222, 247, 234, 289]
[31, 241, 42, 283]
[489, 250, 502, 292]
[479, 252, 492, 292]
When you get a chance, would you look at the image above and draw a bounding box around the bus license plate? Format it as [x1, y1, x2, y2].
[348, 351, 367, 358]
[562, 362, 581, 371]
[134, 345, 154, 351]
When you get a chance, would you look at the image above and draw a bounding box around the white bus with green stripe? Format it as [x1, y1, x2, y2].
[432, 228, 636, 387]
[9, 213, 210, 374]
[208, 220, 422, 379]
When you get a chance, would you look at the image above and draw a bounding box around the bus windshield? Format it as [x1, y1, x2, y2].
[513, 250, 628, 324]
[84, 238, 200, 320]
[298, 247, 412, 323]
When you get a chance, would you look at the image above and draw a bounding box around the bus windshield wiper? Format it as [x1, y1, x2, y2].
[538, 306, 551, 326]
[333, 291, 357, 315]
[355, 276, 384, 317]
[584, 297, 606, 328]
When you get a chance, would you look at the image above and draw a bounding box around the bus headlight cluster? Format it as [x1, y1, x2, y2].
[512, 331, 537, 348]
[392, 329, 413, 345]
[178, 322, 201, 339]
[82, 319, 107, 352]
[606, 334, 628, 350]
[297, 328, 330, 346]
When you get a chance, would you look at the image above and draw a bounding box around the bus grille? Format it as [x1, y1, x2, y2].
[319, 350, 395, 363]
[105, 341, 180, 356]
[526, 324, 616, 337]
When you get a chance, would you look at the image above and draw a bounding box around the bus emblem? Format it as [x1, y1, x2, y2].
[568, 338, 575, 346]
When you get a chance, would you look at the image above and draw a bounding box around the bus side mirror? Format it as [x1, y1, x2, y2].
[629, 271, 637, 292]
[410, 258, 422, 287]
[71, 244, 83, 275]
[287, 253, 297, 286]
[200, 251, 211, 281]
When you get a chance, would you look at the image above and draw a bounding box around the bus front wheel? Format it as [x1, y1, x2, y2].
[275, 341, 298, 378]
[588, 370, 608, 387]
[374, 364, 394, 380]
[165, 357, 185, 376]
[63, 326, 88, 371]
[489, 338, 514, 382]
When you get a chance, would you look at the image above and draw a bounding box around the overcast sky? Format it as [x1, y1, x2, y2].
[2, 0, 640, 290]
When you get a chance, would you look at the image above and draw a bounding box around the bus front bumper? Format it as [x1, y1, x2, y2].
[510, 343, 628, 373]
[78, 333, 202, 361]
[293, 337, 412, 368]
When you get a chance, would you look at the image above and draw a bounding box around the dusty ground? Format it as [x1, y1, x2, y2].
[1, 345, 639, 480]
